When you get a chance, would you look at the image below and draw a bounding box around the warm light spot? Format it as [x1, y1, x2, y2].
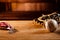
[12, 3, 49, 11]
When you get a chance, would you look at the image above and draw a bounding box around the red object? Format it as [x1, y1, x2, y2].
[0, 22, 11, 29]
[0, 22, 16, 33]
[0, 22, 8, 27]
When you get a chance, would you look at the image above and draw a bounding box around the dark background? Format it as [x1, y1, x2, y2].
[0, 0, 60, 20]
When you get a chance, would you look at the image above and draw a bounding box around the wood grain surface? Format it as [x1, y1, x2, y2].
[0, 20, 60, 40]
